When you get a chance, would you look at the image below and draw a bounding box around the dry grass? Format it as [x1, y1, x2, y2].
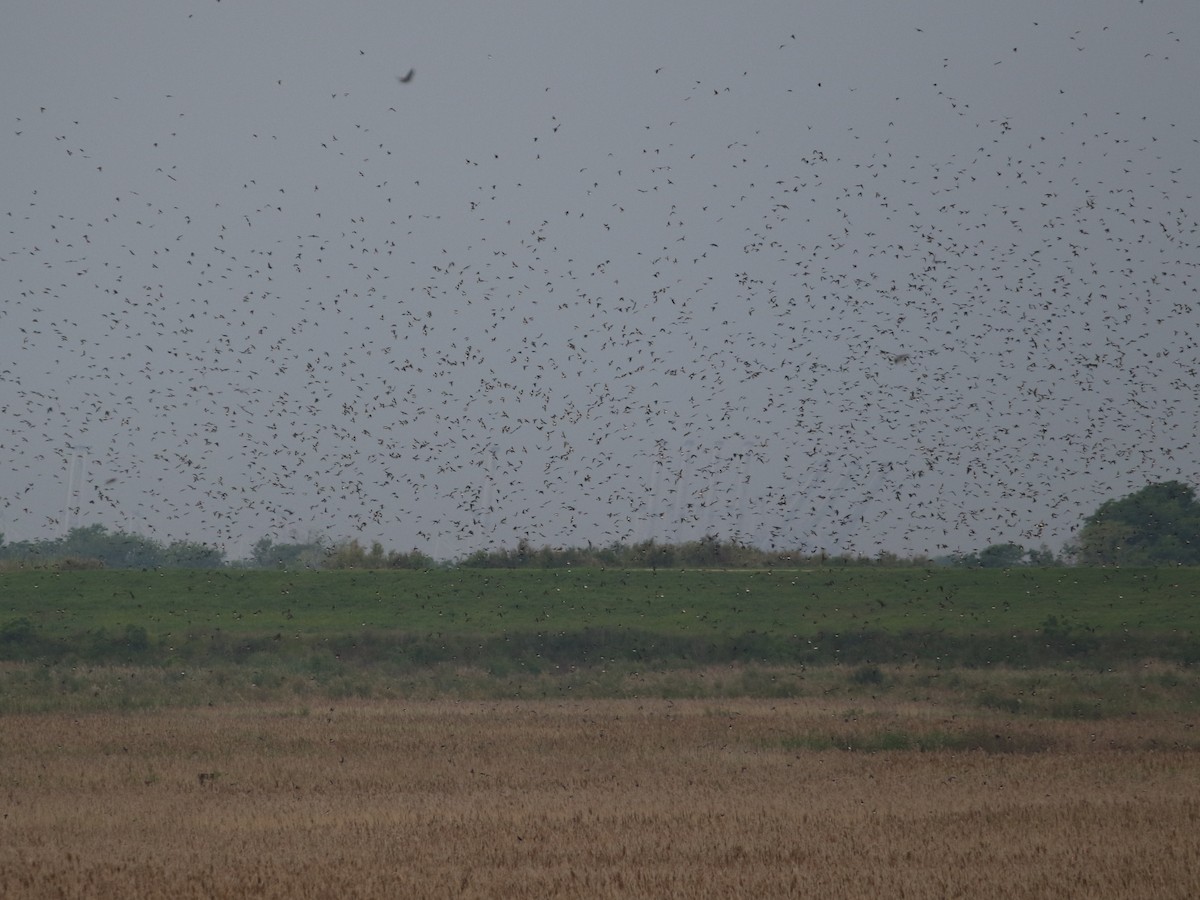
[2, 699, 1199, 898]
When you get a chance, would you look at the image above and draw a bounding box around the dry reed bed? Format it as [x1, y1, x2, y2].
[2, 699, 1198, 898]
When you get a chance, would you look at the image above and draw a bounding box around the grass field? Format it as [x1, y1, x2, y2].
[5, 567, 1200, 637]
[2, 567, 1199, 713]
[2, 699, 1199, 899]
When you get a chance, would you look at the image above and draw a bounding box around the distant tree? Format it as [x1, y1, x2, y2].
[1026, 544, 1061, 567]
[326, 539, 369, 569]
[0, 525, 222, 569]
[977, 542, 1028, 568]
[1078, 481, 1200, 566]
[57, 525, 162, 568]
[629, 538, 676, 569]
[322, 539, 434, 569]
[950, 543, 1027, 568]
[57, 524, 115, 564]
[161, 540, 224, 568]
[386, 548, 435, 570]
[251, 536, 326, 569]
[453, 538, 937, 570]
[875, 549, 901, 566]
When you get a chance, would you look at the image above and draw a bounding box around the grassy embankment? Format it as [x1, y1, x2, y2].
[2, 567, 1199, 711]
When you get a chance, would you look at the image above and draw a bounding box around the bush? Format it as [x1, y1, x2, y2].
[123, 624, 151, 654]
[850, 664, 885, 686]
[0, 617, 36, 647]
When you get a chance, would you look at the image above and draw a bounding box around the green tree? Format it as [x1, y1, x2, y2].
[1026, 544, 1061, 567]
[977, 542, 1028, 568]
[57, 525, 162, 568]
[386, 548, 435, 569]
[1078, 481, 1200, 566]
[161, 540, 224, 568]
[251, 536, 326, 569]
[950, 543, 1026, 568]
[327, 539, 368, 568]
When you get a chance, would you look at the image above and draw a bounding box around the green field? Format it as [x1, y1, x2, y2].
[2, 566, 1200, 712]
[4, 565, 1199, 652]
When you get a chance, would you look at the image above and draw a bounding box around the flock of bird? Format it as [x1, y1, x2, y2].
[2, 6, 1197, 561]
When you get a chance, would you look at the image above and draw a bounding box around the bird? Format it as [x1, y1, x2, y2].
[397, 69, 415, 84]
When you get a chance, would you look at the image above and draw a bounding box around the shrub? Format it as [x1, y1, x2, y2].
[850, 664, 885, 686]
[0, 617, 36, 647]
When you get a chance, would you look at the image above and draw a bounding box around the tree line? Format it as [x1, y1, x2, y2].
[2, 481, 1196, 570]
[458, 536, 936, 569]
[0, 523, 223, 569]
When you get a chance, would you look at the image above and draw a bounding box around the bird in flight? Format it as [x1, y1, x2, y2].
[397, 69, 415, 84]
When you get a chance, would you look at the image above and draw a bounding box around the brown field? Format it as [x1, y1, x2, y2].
[2, 697, 1199, 898]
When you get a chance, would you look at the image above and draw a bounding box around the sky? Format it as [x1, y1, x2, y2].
[2, 0, 1198, 562]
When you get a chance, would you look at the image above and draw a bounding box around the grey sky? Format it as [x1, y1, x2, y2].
[3, 1, 1198, 561]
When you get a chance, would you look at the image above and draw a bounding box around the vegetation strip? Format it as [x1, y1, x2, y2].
[3, 568, 1198, 671]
